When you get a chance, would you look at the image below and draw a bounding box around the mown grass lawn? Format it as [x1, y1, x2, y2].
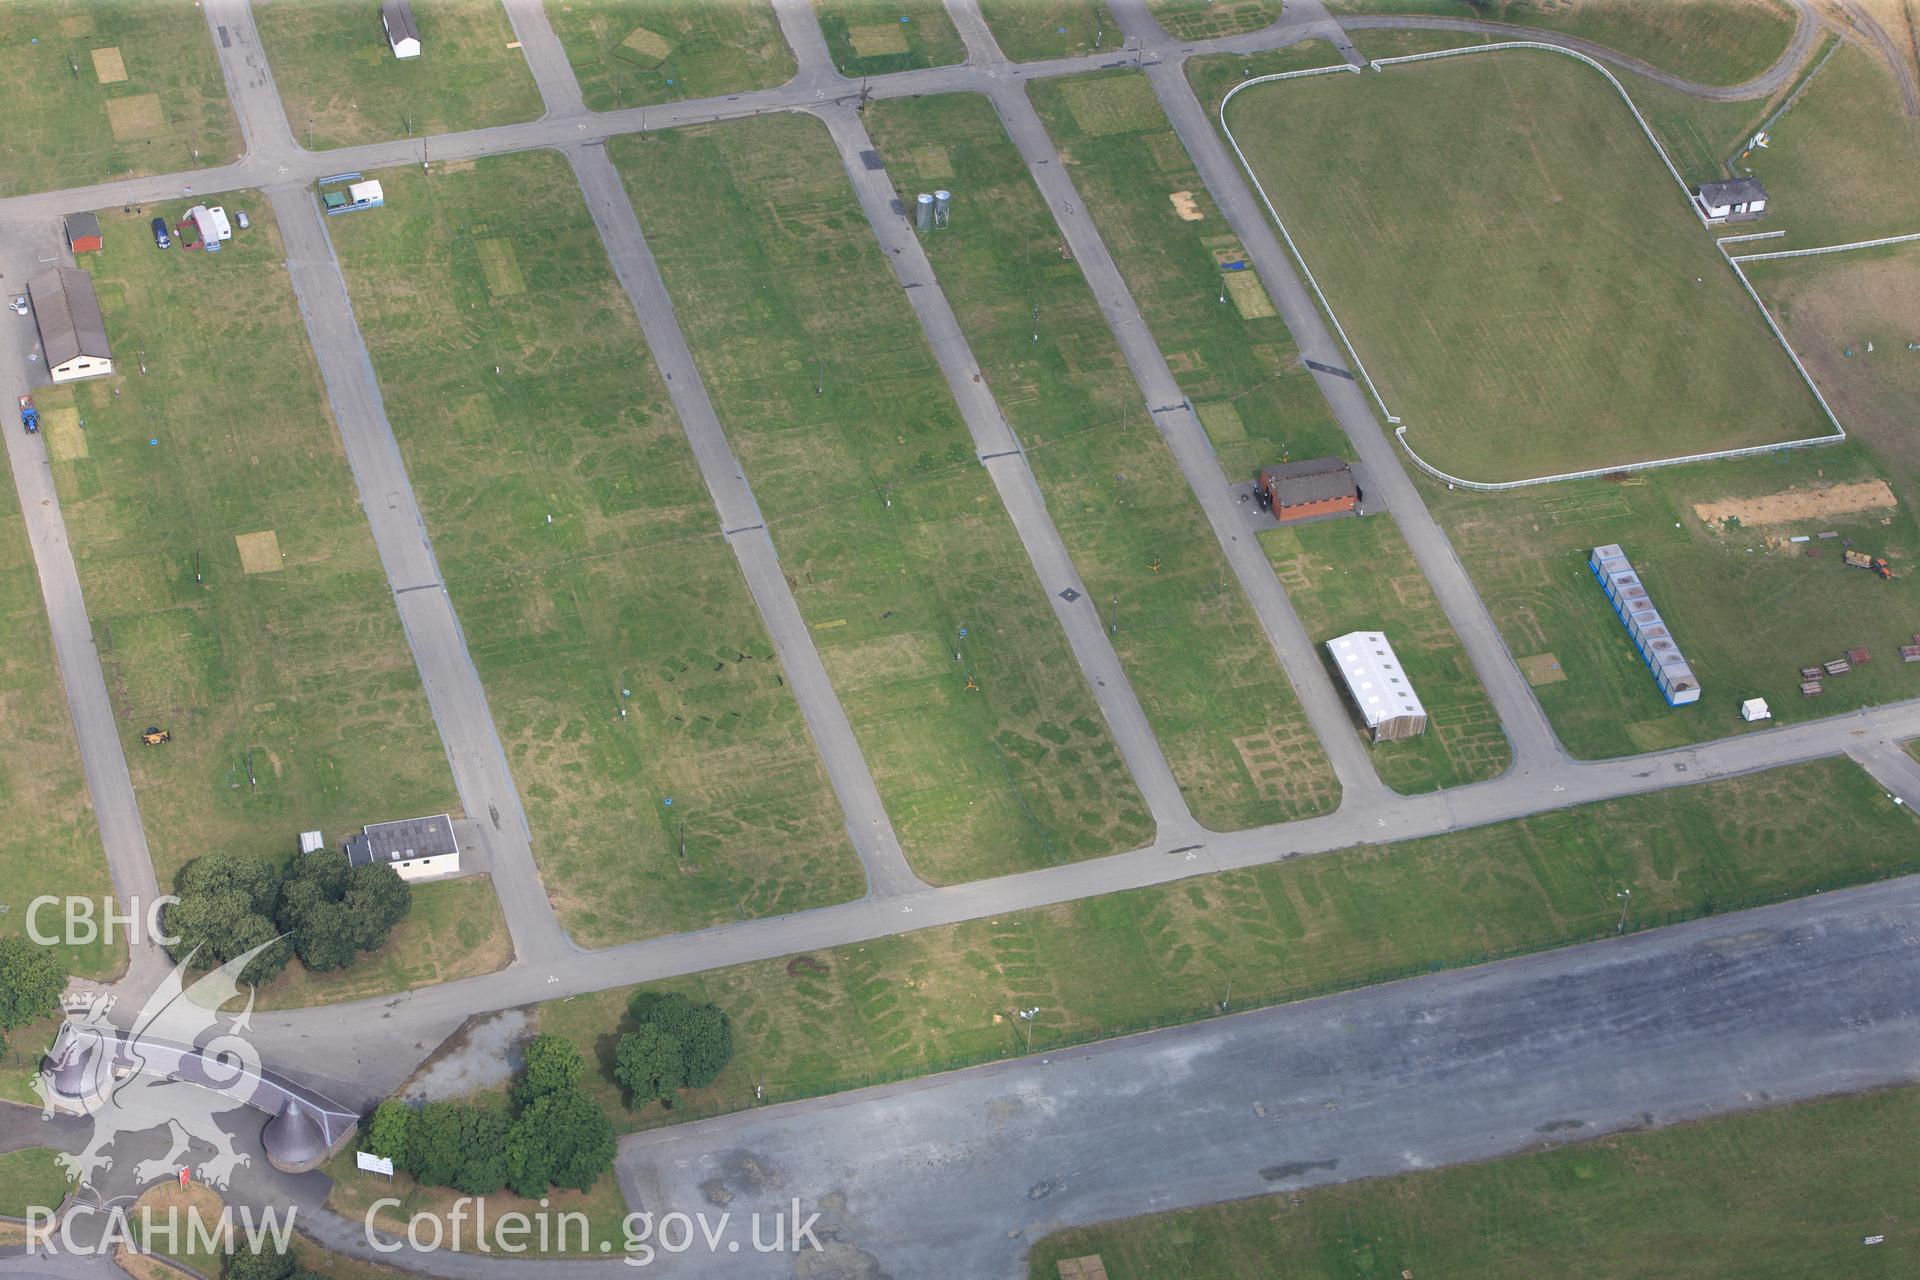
[0, 1148, 70, 1219]
[1324, 0, 1799, 87]
[255, 0, 541, 149]
[0, 499, 120, 980]
[1029, 1084, 1920, 1278]
[977, 0, 1117, 61]
[330, 155, 862, 944]
[865, 92, 1337, 829]
[611, 116, 1152, 884]
[60, 199, 456, 885]
[1147, 0, 1282, 41]
[1425, 445, 1920, 759]
[0, 1, 239, 197]
[1262, 515, 1509, 792]
[535, 759, 1917, 1135]
[326, 1147, 630, 1256]
[813, 0, 965, 75]
[1227, 48, 1829, 482]
[256, 874, 510, 1010]
[541, 0, 794, 110]
[1028, 71, 1347, 482]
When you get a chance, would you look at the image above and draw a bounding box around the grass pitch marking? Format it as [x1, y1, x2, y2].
[1518, 652, 1568, 687]
[849, 23, 910, 56]
[90, 47, 127, 84]
[1224, 270, 1275, 319]
[41, 407, 86, 461]
[474, 237, 527, 297]
[1059, 75, 1164, 136]
[61, 14, 95, 37]
[1196, 400, 1246, 445]
[105, 94, 163, 139]
[234, 530, 283, 574]
[1168, 190, 1203, 221]
[619, 25, 673, 63]
[909, 143, 952, 179]
[1692, 479, 1896, 527]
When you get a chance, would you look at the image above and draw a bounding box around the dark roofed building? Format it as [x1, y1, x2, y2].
[1694, 177, 1768, 223]
[65, 212, 102, 254]
[344, 813, 460, 881]
[381, 0, 421, 57]
[27, 267, 112, 383]
[1256, 457, 1359, 523]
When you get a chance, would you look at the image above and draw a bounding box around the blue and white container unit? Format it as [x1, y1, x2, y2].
[1589, 544, 1700, 706]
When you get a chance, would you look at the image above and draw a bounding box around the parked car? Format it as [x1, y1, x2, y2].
[150, 216, 170, 249]
[9, 295, 26, 316]
[235, 210, 250, 230]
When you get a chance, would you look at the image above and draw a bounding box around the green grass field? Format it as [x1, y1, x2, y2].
[328, 155, 863, 944]
[533, 758, 1917, 1134]
[541, 0, 795, 110]
[326, 1147, 630, 1256]
[1028, 71, 1347, 483]
[256, 874, 510, 1009]
[611, 117, 1151, 883]
[865, 93, 1337, 829]
[1324, 0, 1799, 87]
[0, 502, 120, 980]
[1426, 445, 1920, 758]
[56, 200, 456, 884]
[1147, 0, 1282, 41]
[0, 1148, 70, 1219]
[1227, 49, 1829, 482]
[1262, 516, 1509, 792]
[813, 0, 966, 75]
[1029, 1084, 1920, 1278]
[1184, 40, 1351, 117]
[0, 1, 239, 197]
[1747, 242, 1920, 510]
[255, 0, 542, 149]
[977, 0, 1118, 61]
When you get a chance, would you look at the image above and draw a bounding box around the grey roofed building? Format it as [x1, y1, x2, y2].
[262, 1098, 328, 1168]
[346, 813, 457, 868]
[64, 210, 102, 248]
[1697, 177, 1768, 207]
[1265, 457, 1358, 507]
[27, 266, 111, 370]
[381, 0, 421, 48]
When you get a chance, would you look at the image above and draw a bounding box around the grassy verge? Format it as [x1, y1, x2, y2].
[324, 1147, 629, 1256]
[0, 1018, 63, 1107]
[610, 116, 1152, 883]
[1424, 445, 1920, 758]
[1184, 41, 1353, 117]
[255, 0, 541, 149]
[1028, 71, 1346, 479]
[1029, 1084, 1920, 1278]
[522, 759, 1917, 1136]
[1147, 0, 1282, 41]
[1262, 516, 1508, 792]
[978, 0, 1117, 61]
[0, 495, 121, 980]
[541, 0, 795, 110]
[1225, 48, 1827, 482]
[0, 2, 239, 197]
[128, 1182, 225, 1275]
[1323, 0, 1798, 87]
[0, 1148, 68, 1219]
[61, 199, 456, 884]
[257, 875, 510, 1010]
[864, 92, 1337, 828]
[813, 0, 966, 75]
[329, 154, 861, 944]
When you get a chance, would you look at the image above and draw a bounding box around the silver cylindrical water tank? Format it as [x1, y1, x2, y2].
[934, 189, 951, 225]
[915, 193, 934, 231]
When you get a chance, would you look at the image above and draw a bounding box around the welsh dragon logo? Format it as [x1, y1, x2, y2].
[35, 941, 278, 1192]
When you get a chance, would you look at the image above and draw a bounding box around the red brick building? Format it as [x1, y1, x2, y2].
[64, 212, 102, 255]
[1256, 458, 1358, 523]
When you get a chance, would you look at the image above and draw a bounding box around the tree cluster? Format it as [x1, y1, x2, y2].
[364, 1034, 615, 1198]
[612, 991, 734, 1110]
[0, 936, 67, 1056]
[223, 1245, 322, 1280]
[164, 851, 412, 986]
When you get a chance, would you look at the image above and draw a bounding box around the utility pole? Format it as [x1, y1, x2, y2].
[1615, 887, 1632, 933]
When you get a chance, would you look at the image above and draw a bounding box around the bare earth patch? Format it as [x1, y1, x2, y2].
[849, 23, 910, 57]
[1224, 270, 1275, 319]
[1518, 651, 1568, 686]
[42, 406, 86, 461]
[234, 529, 283, 574]
[620, 25, 673, 63]
[1168, 190, 1203, 221]
[105, 93, 163, 139]
[1693, 479, 1897, 527]
[90, 47, 127, 84]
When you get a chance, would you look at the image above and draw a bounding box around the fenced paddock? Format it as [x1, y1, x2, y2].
[1220, 42, 1846, 489]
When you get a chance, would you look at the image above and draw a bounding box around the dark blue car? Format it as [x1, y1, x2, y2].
[151, 216, 170, 249]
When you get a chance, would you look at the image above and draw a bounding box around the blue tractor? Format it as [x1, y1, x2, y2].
[19, 395, 38, 434]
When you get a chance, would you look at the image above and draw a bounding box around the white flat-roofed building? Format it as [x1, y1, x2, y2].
[1327, 630, 1428, 742]
[344, 814, 459, 882]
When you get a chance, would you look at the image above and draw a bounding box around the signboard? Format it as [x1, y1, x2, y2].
[356, 1151, 395, 1177]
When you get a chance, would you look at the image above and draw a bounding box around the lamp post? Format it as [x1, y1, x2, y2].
[1615, 887, 1632, 934]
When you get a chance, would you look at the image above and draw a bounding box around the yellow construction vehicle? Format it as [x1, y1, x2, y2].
[140, 727, 170, 746]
